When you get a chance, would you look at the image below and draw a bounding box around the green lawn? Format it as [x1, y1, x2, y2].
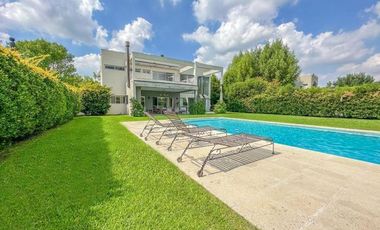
[1, 113, 379, 229]
[0, 116, 253, 229]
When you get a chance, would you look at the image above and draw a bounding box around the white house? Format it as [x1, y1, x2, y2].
[100, 47, 223, 115]
[296, 74, 318, 88]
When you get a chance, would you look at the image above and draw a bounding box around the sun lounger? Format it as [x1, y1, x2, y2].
[162, 111, 227, 151]
[177, 133, 274, 177]
[139, 112, 175, 140]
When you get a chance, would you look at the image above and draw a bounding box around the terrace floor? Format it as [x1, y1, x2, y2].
[123, 120, 380, 230]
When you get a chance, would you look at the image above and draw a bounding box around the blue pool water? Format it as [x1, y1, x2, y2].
[185, 118, 380, 164]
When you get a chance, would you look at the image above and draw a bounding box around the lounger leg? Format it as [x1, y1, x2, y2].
[167, 132, 179, 151]
[139, 120, 151, 137]
[197, 145, 216, 177]
[177, 139, 195, 162]
[156, 127, 168, 145]
[144, 123, 156, 141]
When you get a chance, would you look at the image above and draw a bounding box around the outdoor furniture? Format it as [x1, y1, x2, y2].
[139, 112, 175, 140]
[162, 111, 227, 151]
[177, 133, 274, 177]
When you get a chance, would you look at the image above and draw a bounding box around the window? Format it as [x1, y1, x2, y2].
[142, 69, 151, 74]
[152, 71, 174, 81]
[135, 68, 141, 73]
[197, 76, 210, 96]
[141, 96, 145, 109]
[110, 95, 128, 104]
[105, 64, 125, 71]
[180, 74, 195, 84]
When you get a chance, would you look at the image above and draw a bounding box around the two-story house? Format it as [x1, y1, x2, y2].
[100, 49, 223, 114]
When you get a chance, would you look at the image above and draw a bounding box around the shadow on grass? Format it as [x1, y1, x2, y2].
[0, 117, 122, 229]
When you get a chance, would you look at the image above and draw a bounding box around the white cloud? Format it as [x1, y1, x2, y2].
[366, 1, 380, 18]
[108, 17, 153, 52]
[184, 0, 380, 85]
[73, 53, 100, 76]
[0, 31, 10, 45]
[337, 53, 380, 80]
[0, 0, 104, 45]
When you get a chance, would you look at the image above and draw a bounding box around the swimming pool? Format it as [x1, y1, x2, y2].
[185, 118, 380, 165]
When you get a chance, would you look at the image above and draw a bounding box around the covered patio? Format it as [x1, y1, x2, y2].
[135, 80, 198, 114]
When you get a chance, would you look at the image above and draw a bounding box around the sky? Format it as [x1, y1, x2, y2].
[1, 0, 380, 85]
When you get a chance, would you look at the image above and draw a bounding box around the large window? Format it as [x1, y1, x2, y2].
[180, 74, 195, 84]
[105, 64, 125, 71]
[110, 95, 128, 104]
[152, 71, 174, 81]
[197, 76, 210, 96]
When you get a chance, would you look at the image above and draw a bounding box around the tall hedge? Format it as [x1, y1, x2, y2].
[246, 84, 380, 119]
[80, 82, 111, 115]
[0, 46, 80, 149]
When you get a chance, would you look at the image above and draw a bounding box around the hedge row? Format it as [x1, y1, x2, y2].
[0, 46, 80, 149]
[245, 84, 380, 119]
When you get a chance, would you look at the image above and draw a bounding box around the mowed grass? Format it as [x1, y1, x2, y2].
[0, 116, 254, 229]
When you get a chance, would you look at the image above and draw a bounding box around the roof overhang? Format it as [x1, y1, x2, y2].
[135, 80, 197, 93]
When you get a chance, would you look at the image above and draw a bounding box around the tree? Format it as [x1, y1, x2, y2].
[332, 73, 375, 87]
[223, 39, 300, 89]
[15, 39, 76, 77]
[258, 40, 300, 85]
[210, 74, 220, 107]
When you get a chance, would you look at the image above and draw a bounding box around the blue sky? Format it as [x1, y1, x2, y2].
[1, 0, 380, 85]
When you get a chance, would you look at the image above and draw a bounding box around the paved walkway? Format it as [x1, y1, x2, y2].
[123, 121, 380, 230]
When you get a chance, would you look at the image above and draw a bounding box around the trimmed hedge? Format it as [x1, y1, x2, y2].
[189, 100, 206, 115]
[246, 84, 380, 119]
[130, 98, 144, 117]
[213, 100, 227, 114]
[80, 82, 111, 115]
[0, 46, 80, 149]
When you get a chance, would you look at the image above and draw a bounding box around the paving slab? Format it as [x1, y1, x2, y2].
[122, 120, 380, 230]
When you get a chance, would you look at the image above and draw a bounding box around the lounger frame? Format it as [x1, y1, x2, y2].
[177, 134, 274, 177]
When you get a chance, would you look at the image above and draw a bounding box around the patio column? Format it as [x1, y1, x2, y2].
[219, 69, 223, 102]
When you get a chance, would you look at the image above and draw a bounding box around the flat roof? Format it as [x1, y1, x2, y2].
[101, 49, 223, 70]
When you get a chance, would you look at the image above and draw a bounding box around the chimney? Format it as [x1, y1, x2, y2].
[125, 41, 130, 88]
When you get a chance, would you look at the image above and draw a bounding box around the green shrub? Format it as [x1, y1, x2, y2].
[80, 82, 111, 115]
[247, 84, 380, 119]
[130, 98, 144, 117]
[189, 100, 206, 115]
[213, 100, 227, 114]
[0, 46, 80, 149]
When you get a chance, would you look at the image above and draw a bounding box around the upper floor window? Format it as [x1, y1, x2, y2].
[152, 71, 174, 82]
[180, 74, 195, 84]
[105, 64, 125, 71]
[142, 69, 151, 74]
[135, 68, 141, 73]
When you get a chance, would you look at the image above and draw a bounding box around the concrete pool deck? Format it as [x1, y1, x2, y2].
[122, 121, 380, 230]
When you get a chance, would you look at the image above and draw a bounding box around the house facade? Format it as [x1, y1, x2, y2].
[100, 49, 223, 114]
[296, 74, 318, 88]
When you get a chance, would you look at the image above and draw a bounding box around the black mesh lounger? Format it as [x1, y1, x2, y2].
[160, 111, 227, 151]
[177, 133, 274, 177]
[139, 112, 175, 140]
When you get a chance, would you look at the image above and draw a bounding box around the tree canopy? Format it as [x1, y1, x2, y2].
[327, 73, 375, 87]
[223, 39, 300, 88]
[15, 39, 76, 77]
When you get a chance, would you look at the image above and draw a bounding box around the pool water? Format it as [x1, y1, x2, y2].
[185, 118, 380, 164]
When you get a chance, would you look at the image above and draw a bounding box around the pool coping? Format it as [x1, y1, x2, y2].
[184, 116, 380, 136]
